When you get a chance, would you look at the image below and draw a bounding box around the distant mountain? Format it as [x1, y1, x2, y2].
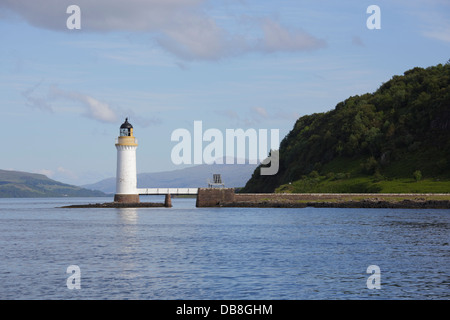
[242, 61, 450, 193]
[0, 169, 106, 198]
[82, 161, 257, 194]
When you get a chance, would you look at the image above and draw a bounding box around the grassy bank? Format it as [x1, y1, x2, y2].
[275, 175, 450, 194]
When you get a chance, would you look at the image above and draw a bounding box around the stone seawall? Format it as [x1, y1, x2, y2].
[195, 188, 450, 209]
[195, 188, 236, 207]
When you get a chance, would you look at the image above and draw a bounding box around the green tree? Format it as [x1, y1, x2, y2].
[413, 170, 422, 182]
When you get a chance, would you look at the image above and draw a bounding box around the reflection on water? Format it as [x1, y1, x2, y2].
[116, 208, 139, 283]
[0, 198, 448, 300]
[117, 208, 139, 224]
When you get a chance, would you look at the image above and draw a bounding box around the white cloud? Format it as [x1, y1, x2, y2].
[257, 19, 326, 53]
[395, 0, 450, 44]
[252, 106, 268, 118]
[81, 95, 118, 123]
[35, 168, 54, 178]
[17, 80, 162, 127]
[418, 8, 450, 43]
[49, 86, 118, 123]
[215, 106, 298, 127]
[35, 167, 79, 184]
[422, 24, 450, 43]
[0, 0, 204, 31]
[0, 0, 326, 61]
[56, 166, 79, 181]
[46, 85, 161, 126]
[155, 10, 230, 61]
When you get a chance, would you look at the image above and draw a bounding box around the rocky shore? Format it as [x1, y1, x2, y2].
[308, 199, 450, 209]
[218, 199, 450, 209]
[61, 202, 166, 208]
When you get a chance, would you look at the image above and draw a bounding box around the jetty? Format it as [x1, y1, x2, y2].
[195, 188, 450, 209]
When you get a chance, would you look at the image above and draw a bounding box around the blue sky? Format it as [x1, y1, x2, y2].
[0, 0, 449, 186]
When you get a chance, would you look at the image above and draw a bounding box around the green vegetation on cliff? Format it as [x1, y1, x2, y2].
[0, 169, 106, 198]
[242, 62, 450, 193]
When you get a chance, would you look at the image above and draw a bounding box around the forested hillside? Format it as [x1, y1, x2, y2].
[242, 61, 450, 193]
[0, 169, 106, 198]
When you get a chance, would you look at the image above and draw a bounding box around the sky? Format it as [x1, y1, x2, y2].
[0, 0, 449, 186]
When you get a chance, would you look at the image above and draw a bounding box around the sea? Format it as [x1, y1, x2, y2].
[0, 197, 448, 300]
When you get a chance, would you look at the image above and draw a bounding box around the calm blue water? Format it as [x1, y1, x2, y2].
[0, 197, 448, 300]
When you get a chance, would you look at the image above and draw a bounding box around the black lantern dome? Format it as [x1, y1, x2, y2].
[120, 118, 133, 136]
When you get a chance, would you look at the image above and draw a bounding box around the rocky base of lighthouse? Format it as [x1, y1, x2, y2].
[60, 202, 167, 208]
[114, 194, 140, 203]
[61, 194, 173, 208]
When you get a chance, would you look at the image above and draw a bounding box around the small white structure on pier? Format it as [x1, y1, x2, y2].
[208, 174, 225, 188]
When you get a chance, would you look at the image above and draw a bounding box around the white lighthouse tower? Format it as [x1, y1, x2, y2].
[114, 118, 140, 203]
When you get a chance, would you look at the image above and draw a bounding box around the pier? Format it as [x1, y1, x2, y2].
[195, 188, 450, 208]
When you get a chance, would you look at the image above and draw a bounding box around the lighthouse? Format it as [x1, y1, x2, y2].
[114, 118, 140, 203]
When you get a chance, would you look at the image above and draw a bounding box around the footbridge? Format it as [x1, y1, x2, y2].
[137, 188, 198, 195]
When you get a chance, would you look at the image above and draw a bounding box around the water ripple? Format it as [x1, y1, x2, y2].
[0, 198, 448, 299]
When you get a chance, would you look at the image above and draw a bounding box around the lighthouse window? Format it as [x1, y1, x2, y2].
[120, 128, 129, 136]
